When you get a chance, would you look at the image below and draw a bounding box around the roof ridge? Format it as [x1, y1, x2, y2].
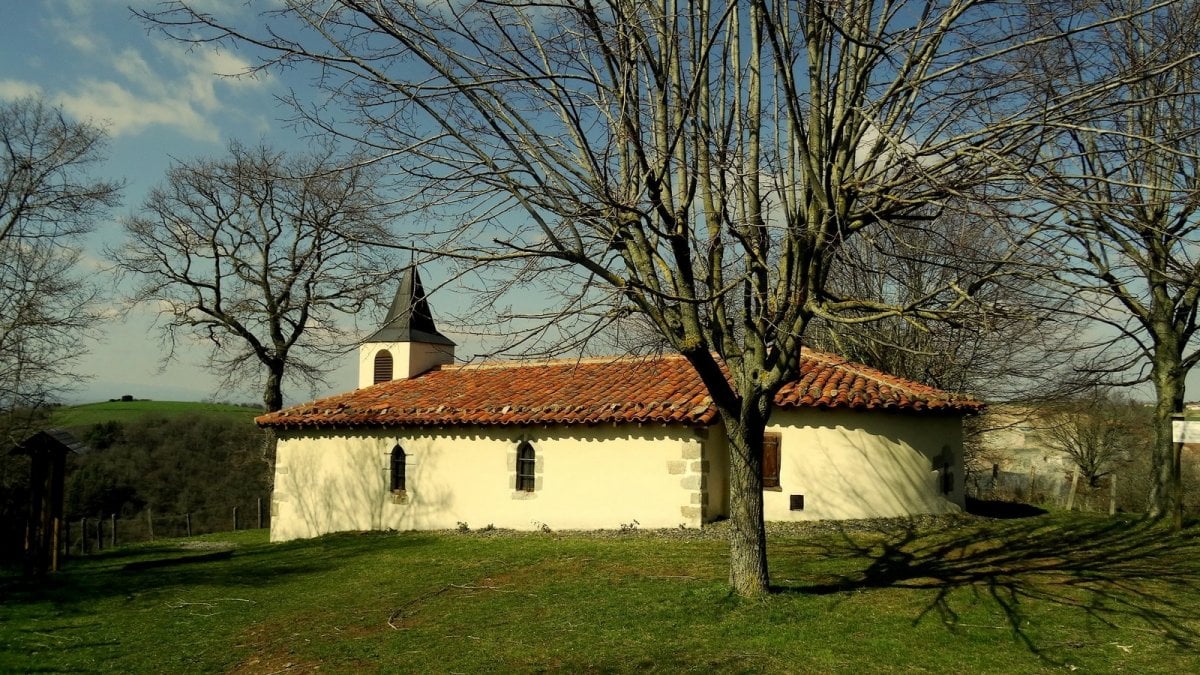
[441, 352, 688, 371]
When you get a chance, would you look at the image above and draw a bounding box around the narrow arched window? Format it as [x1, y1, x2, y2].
[390, 445, 406, 492]
[374, 350, 394, 384]
[516, 442, 536, 492]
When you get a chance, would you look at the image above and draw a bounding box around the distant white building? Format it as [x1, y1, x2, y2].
[257, 268, 983, 542]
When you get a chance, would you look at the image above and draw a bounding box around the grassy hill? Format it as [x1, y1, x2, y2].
[49, 400, 262, 430]
[2, 513, 1198, 673]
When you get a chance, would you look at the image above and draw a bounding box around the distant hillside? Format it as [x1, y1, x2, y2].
[50, 400, 262, 430]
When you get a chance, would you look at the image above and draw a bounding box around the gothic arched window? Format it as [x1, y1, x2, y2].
[516, 442, 536, 492]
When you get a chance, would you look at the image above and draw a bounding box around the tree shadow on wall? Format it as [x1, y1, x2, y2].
[774, 515, 1200, 664]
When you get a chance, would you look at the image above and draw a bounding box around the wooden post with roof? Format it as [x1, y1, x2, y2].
[10, 428, 89, 575]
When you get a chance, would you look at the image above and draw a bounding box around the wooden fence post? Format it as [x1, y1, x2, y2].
[1109, 474, 1118, 516]
[110, 514, 117, 548]
[185, 513, 192, 538]
[233, 506, 239, 531]
[147, 507, 154, 541]
[95, 515, 102, 551]
[1066, 466, 1081, 511]
[79, 517, 86, 555]
[51, 518, 61, 573]
[257, 498, 263, 529]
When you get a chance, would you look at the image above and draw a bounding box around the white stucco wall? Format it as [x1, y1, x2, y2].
[357, 342, 455, 388]
[270, 425, 712, 542]
[759, 409, 965, 521]
[270, 409, 967, 541]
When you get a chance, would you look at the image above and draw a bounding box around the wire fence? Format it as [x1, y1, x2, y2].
[58, 498, 270, 557]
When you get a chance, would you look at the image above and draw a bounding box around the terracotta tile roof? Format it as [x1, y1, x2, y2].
[257, 349, 983, 430]
[775, 350, 983, 414]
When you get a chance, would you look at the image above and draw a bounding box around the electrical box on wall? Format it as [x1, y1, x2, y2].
[789, 494, 804, 511]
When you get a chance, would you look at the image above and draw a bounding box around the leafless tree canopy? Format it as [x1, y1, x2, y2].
[113, 143, 402, 411]
[1025, 0, 1200, 521]
[809, 208, 1084, 401]
[1036, 390, 1149, 489]
[139, 0, 1184, 594]
[0, 97, 121, 439]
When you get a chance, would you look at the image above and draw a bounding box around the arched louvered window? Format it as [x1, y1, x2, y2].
[390, 445, 406, 492]
[516, 441, 536, 492]
[374, 350, 394, 384]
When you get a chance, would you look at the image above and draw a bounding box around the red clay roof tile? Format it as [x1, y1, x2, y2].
[256, 349, 983, 430]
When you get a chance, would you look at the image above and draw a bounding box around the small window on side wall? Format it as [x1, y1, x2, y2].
[390, 445, 406, 492]
[516, 441, 536, 492]
[762, 432, 781, 489]
[374, 350, 394, 385]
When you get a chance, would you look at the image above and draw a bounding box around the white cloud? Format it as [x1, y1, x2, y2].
[155, 42, 271, 112]
[0, 79, 44, 100]
[187, 47, 260, 84]
[48, 17, 100, 54]
[35, 2, 275, 143]
[58, 79, 220, 142]
[112, 48, 159, 88]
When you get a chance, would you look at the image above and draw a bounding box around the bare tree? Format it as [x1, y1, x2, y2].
[0, 96, 121, 441]
[809, 209, 1082, 401]
[112, 143, 402, 412]
[805, 209, 1099, 492]
[1038, 389, 1149, 490]
[1026, 0, 1200, 525]
[140, 1, 1168, 595]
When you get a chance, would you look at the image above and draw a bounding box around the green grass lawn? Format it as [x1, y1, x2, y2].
[50, 400, 261, 429]
[2, 514, 1198, 673]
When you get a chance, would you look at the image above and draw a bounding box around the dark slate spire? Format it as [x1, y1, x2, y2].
[365, 267, 456, 346]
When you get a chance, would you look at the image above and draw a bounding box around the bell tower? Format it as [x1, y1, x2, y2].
[358, 267, 456, 388]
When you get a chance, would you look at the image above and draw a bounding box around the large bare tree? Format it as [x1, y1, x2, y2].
[0, 96, 121, 440]
[113, 143, 402, 412]
[1026, 0, 1200, 525]
[141, 1, 1166, 595]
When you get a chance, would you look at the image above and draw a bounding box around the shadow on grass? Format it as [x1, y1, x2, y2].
[0, 531, 439, 610]
[776, 515, 1200, 664]
[965, 496, 1048, 519]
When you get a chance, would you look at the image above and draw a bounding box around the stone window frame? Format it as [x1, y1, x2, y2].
[508, 439, 544, 499]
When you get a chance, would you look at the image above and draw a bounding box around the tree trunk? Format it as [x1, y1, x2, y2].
[1147, 356, 1185, 523]
[723, 410, 770, 597]
[263, 362, 285, 413]
[260, 362, 283, 497]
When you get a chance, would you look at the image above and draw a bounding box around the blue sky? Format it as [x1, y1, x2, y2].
[0, 0, 383, 405]
[1, 1, 1193, 407]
